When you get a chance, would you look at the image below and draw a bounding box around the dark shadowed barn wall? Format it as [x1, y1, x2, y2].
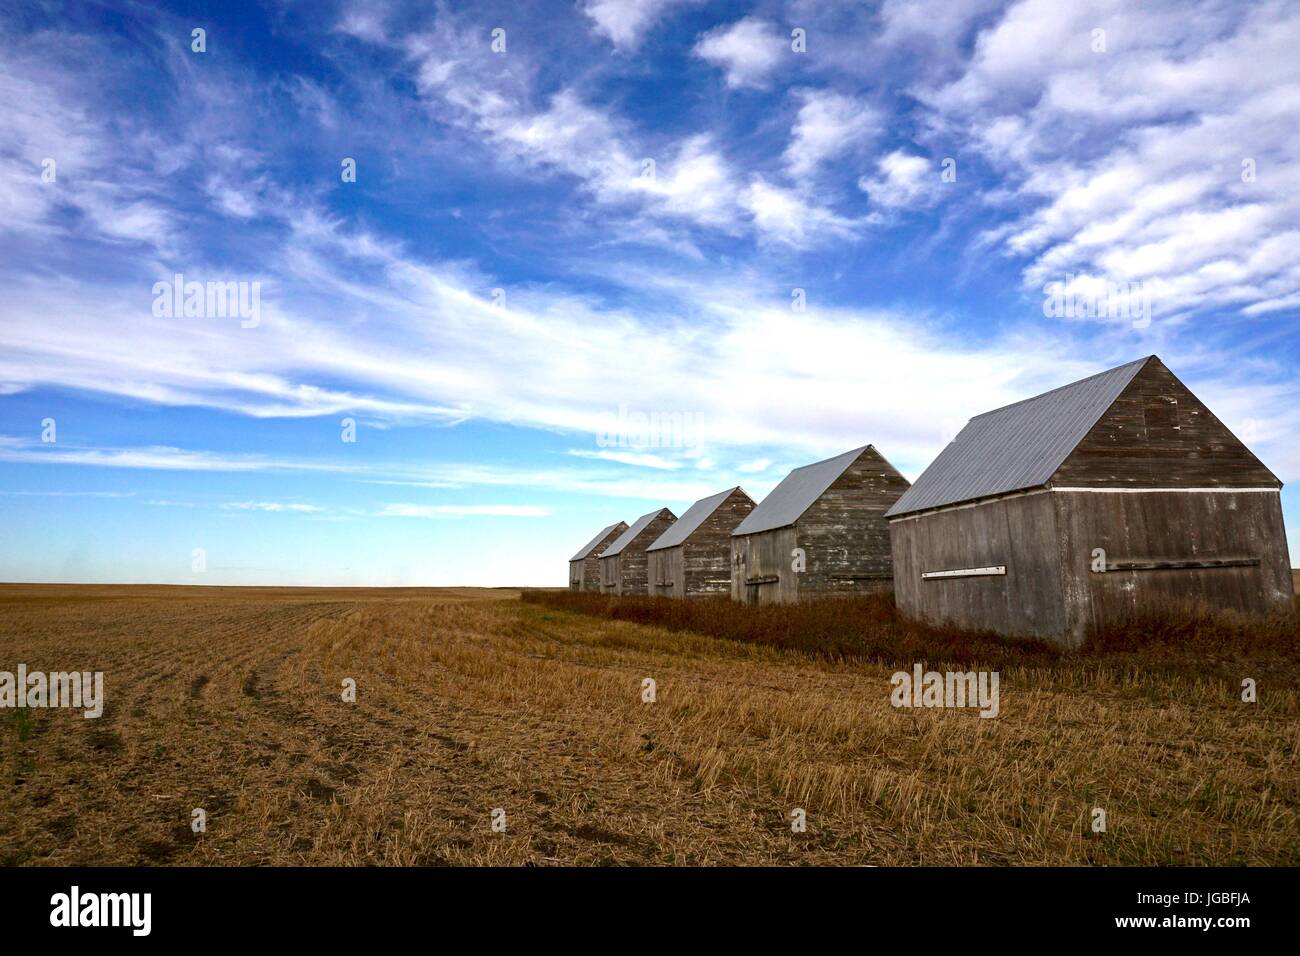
[889, 490, 1067, 638]
[1056, 489, 1291, 641]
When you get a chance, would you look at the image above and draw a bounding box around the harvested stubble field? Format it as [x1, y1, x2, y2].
[1, 583, 1296, 866]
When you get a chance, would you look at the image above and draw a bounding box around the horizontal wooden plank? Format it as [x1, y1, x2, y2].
[744, 575, 780, 585]
[1102, 557, 1261, 572]
[922, 566, 1007, 580]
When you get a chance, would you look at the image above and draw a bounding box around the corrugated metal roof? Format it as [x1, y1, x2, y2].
[569, 522, 626, 561]
[732, 446, 872, 536]
[600, 508, 674, 557]
[885, 357, 1152, 518]
[646, 487, 748, 551]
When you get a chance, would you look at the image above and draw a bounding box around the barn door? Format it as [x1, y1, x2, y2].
[743, 576, 779, 604]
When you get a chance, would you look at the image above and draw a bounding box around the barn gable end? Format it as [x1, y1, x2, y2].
[647, 487, 755, 598]
[732, 445, 910, 604]
[569, 521, 628, 591]
[1051, 357, 1281, 489]
[795, 446, 911, 593]
[599, 508, 676, 596]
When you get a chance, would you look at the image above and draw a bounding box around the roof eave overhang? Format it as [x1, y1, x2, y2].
[886, 480, 1285, 522]
[731, 520, 796, 538]
[885, 483, 1051, 522]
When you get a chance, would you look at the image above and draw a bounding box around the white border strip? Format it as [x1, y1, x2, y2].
[922, 566, 1006, 580]
[889, 487, 1050, 521]
[890, 485, 1279, 521]
[1051, 487, 1278, 494]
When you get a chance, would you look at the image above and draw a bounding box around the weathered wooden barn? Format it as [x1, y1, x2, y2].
[646, 487, 756, 598]
[730, 446, 911, 604]
[886, 355, 1293, 647]
[568, 521, 628, 591]
[598, 508, 676, 596]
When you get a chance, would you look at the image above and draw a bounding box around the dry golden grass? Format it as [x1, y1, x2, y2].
[1, 584, 1296, 866]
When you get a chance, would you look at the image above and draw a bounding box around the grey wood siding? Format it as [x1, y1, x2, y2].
[647, 547, 680, 597]
[1055, 489, 1293, 644]
[681, 488, 755, 598]
[599, 553, 621, 593]
[730, 526, 799, 604]
[890, 491, 1067, 639]
[580, 554, 603, 592]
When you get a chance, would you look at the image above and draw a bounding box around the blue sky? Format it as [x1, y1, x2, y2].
[1, 0, 1298, 586]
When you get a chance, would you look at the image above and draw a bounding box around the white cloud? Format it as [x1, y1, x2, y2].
[694, 18, 784, 89]
[335, 1, 392, 43]
[877, 0, 1004, 54]
[334, 7, 884, 251]
[0, 437, 746, 503]
[0, 441, 299, 472]
[916, 0, 1300, 321]
[221, 501, 324, 513]
[7, 192, 1296, 488]
[568, 449, 684, 470]
[630, 135, 743, 229]
[407, 34, 753, 235]
[582, 0, 689, 50]
[405, 40, 853, 245]
[742, 177, 860, 245]
[784, 89, 880, 180]
[0, 42, 180, 254]
[858, 150, 936, 209]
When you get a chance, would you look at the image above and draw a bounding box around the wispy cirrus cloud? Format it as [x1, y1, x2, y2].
[377, 503, 551, 518]
[915, 0, 1300, 320]
[220, 501, 325, 513]
[0, 436, 752, 503]
[567, 449, 684, 470]
[2, 0, 1299, 589]
[0, 489, 135, 498]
